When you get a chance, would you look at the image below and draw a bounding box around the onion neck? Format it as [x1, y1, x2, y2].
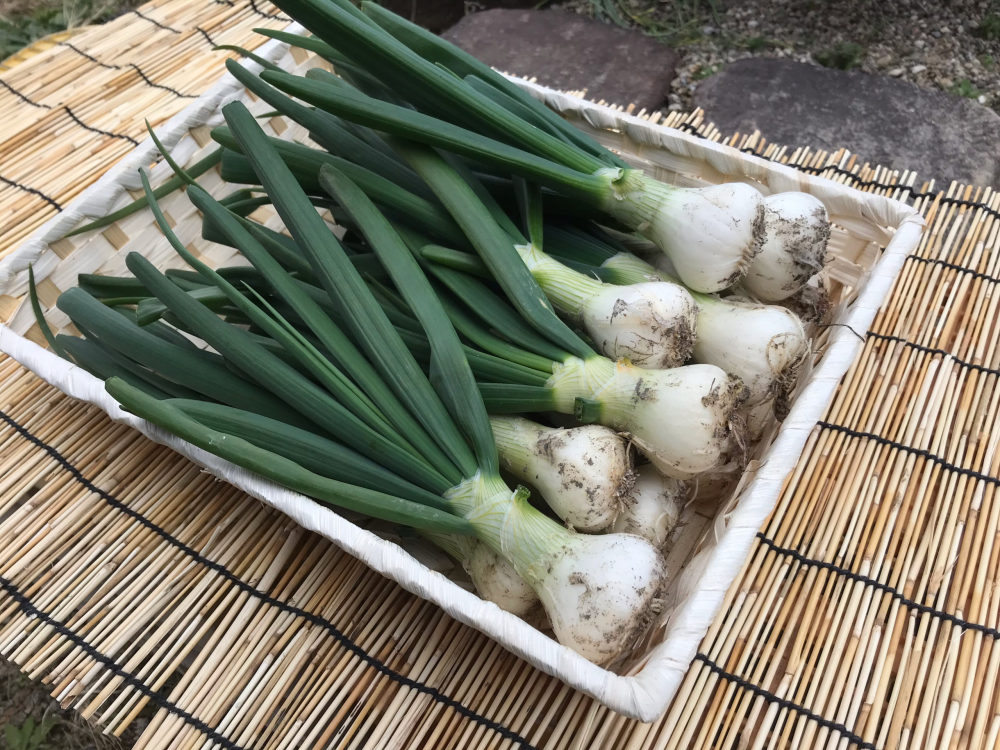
[597, 169, 676, 234]
[464, 485, 574, 583]
[445, 471, 516, 517]
[489, 415, 539, 469]
[601, 253, 668, 285]
[514, 243, 602, 319]
[544, 355, 617, 413]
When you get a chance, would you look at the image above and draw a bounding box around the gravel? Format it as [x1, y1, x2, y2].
[555, 0, 1000, 115]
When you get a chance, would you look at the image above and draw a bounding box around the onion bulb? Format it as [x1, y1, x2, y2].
[586, 253, 808, 409]
[599, 172, 766, 293]
[742, 192, 830, 302]
[516, 243, 697, 368]
[550, 358, 748, 480]
[424, 533, 542, 618]
[465, 539, 542, 618]
[612, 464, 685, 549]
[490, 415, 632, 532]
[467, 485, 665, 664]
[692, 295, 808, 407]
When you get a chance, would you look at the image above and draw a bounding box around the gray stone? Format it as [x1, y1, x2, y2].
[694, 58, 1000, 187]
[442, 9, 679, 112]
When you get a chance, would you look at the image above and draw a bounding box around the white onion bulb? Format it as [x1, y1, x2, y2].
[490, 416, 631, 532]
[612, 464, 685, 549]
[424, 533, 541, 618]
[549, 359, 748, 480]
[467, 484, 665, 664]
[517, 243, 697, 368]
[587, 254, 809, 410]
[465, 540, 542, 618]
[599, 171, 766, 293]
[742, 192, 830, 302]
[692, 295, 808, 406]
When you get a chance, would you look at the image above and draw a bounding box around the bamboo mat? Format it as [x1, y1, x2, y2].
[2, 3, 999, 748]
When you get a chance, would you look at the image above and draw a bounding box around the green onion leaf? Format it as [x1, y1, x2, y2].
[319, 163, 492, 476]
[172, 400, 450, 509]
[260, 71, 612, 204]
[63, 149, 222, 238]
[221, 101, 474, 483]
[360, 0, 627, 168]
[395, 141, 594, 360]
[57, 287, 297, 421]
[107, 378, 472, 534]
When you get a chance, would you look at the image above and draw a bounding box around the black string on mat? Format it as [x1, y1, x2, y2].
[128, 63, 196, 98]
[0, 573, 249, 750]
[906, 254, 1000, 286]
[0, 78, 51, 108]
[753, 533, 1000, 640]
[0, 407, 538, 750]
[58, 41, 120, 69]
[691, 654, 878, 750]
[246, 0, 290, 20]
[816, 420, 999, 487]
[131, 9, 181, 33]
[196, 26, 219, 46]
[0, 175, 62, 211]
[867, 331, 1000, 380]
[64, 106, 139, 145]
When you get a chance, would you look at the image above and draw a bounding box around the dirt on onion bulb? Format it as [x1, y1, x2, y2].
[742, 192, 831, 302]
[516, 242, 698, 369]
[612, 464, 686, 549]
[490, 415, 632, 532]
[600, 174, 767, 293]
[467, 486, 666, 664]
[552, 359, 749, 480]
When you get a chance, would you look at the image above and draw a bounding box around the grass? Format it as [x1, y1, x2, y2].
[691, 62, 721, 80]
[0, 0, 140, 61]
[950, 78, 982, 99]
[814, 42, 865, 71]
[743, 36, 781, 52]
[0, 656, 144, 749]
[589, 0, 720, 44]
[974, 12, 1000, 41]
[5, 717, 57, 750]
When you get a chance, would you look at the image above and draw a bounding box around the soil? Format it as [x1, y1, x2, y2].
[0, 656, 147, 750]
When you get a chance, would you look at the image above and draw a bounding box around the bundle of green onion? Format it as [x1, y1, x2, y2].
[39, 0, 831, 665]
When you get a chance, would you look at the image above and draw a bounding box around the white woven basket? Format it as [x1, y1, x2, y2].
[0, 28, 925, 721]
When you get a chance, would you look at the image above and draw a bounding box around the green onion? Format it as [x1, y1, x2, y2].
[107, 378, 472, 534]
[221, 100, 475, 482]
[135, 169, 455, 493]
[319, 162, 498, 477]
[360, 1, 626, 168]
[57, 287, 299, 421]
[224, 58, 432, 199]
[170, 400, 449, 509]
[63, 149, 222, 238]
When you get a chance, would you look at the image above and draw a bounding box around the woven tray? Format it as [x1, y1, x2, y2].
[0, 30, 924, 720]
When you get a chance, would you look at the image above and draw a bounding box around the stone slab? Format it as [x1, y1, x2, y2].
[443, 9, 679, 112]
[694, 57, 1000, 188]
